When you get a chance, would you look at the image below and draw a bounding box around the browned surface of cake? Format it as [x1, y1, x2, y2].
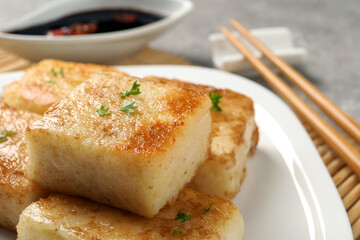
[0, 102, 47, 230]
[17, 188, 244, 239]
[3, 59, 120, 114]
[145, 76, 259, 199]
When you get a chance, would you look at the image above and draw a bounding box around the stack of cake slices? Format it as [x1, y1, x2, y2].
[0, 59, 258, 239]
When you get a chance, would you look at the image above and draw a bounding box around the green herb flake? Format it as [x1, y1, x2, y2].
[46, 80, 55, 85]
[96, 105, 111, 117]
[173, 230, 184, 237]
[209, 92, 222, 112]
[51, 67, 64, 77]
[119, 100, 138, 116]
[59, 67, 64, 76]
[203, 202, 216, 215]
[0, 130, 16, 142]
[175, 212, 192, 223]
[120, 81, 141, 98]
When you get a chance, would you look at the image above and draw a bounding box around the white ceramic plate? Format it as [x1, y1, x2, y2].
[0, 65, 352, 239]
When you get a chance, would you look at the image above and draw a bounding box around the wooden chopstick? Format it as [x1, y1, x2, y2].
[221, 26, 360, 178]
[230, 19, 360, 145]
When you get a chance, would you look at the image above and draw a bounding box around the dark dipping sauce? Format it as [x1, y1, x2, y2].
[10, 8, 165, 36]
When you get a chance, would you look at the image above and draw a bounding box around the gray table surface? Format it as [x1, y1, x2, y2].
[0, 0, 359, 124]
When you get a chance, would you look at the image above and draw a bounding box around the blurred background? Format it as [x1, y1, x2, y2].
[0, 0, 359, 122]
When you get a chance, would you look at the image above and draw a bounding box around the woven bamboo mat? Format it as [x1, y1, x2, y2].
[0, 47, 359, 239]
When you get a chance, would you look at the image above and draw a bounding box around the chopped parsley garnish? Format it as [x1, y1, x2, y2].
[0, 130, 16, 142]
[119, 100, 138, 116]
[120, 81, 141, 98]
[209, 92, 222, 112]
[96, 105, 111, 117]
[51, 67, 64, 77]
[173, 230, 184, 236]
[203, 202, 216, 215]
[46, 80, 55, 85]
[175, 212, 192, 223]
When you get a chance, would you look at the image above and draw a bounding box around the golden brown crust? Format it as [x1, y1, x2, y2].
[117, 121, 183, 154]
[3, 59, 120, 114]
[249, 125, 259, 156]
[0, 102, 41, 194]
[144, 76, 259, 162]
[23, 188, 241, 239]
[0, 102, 49, 230]
[145, 76, 259, 199]
[29, 72, 210, 159]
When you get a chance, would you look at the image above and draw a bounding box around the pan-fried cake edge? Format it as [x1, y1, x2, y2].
[0, 102, 48, 230]
[145, 76, 259, 199]
[3, 59, 121, 114]
[17, 188, 244, 239]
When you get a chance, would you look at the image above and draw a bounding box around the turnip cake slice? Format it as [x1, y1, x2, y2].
[0, 102, 48, 230]
[26, 71, 212, 218]
[145, 76, 259, 199]
[17, 188, 244, 240]
[3, 59, 120, 114]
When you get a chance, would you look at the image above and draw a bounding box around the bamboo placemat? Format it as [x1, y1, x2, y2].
[0, 47, 359, 239]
